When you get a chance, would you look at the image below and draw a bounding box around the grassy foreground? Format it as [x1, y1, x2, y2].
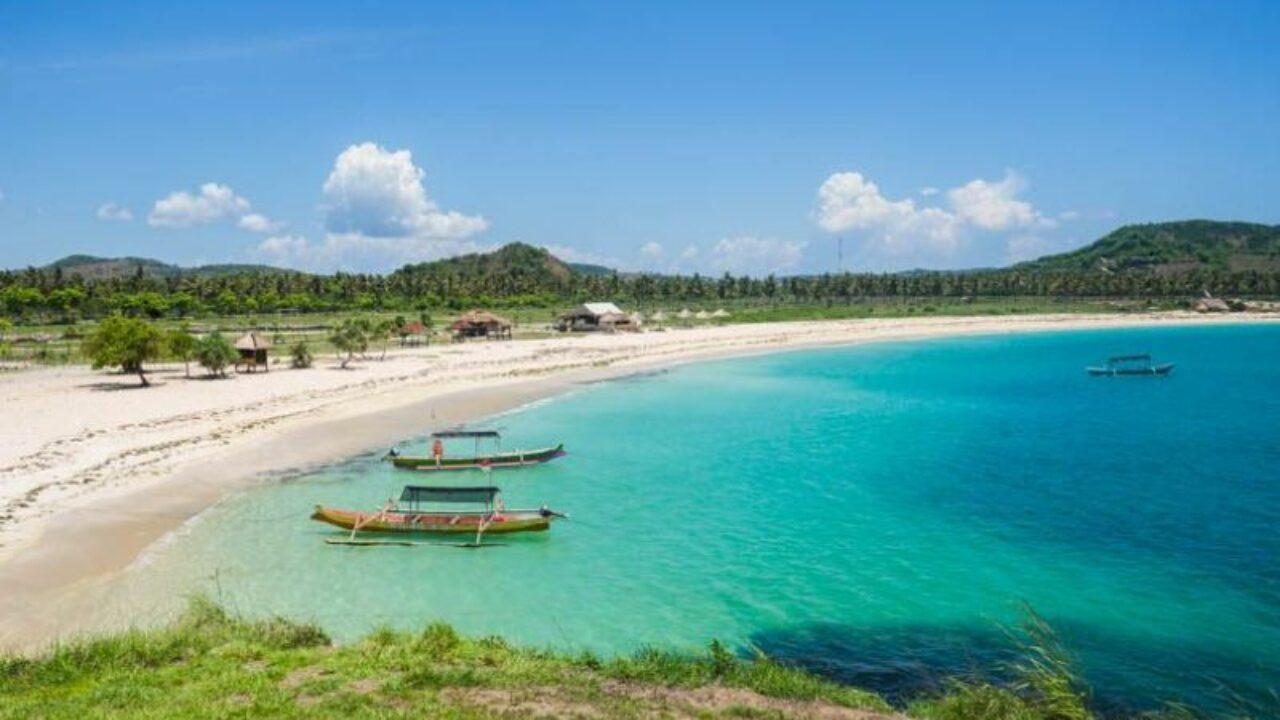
[0, 599, 1218, 719]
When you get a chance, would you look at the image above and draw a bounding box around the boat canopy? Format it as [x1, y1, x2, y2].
[430, 430, 500, 439]
[400, 485, 499, 505]
[1108, 354, 1151, 363]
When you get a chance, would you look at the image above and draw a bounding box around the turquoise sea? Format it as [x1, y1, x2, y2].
[113, 324, 1280, 715]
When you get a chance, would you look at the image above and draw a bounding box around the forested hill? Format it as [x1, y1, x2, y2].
[42, 254, 287, 280]
[1017, 220, 1280, 274]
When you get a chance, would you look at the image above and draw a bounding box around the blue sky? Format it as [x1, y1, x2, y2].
[1, 1, 1277, 275]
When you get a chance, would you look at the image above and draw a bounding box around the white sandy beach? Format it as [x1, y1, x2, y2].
[1, 312, 1276, 649]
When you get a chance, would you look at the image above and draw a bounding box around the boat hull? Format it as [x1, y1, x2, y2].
[389, 444, 566, 471]
[311, 506, 553, 534]
[1086, 363, 1175, 376]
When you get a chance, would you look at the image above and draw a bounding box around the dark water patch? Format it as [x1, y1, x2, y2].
[747, 619, 1280, 718]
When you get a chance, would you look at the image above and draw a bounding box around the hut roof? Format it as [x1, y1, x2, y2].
[452, 310, 512, 328]
[400, 320, 427, 334]
[234, 332, 272, 351]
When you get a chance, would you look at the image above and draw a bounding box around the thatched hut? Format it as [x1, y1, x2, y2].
[234, 332, 272, 372]
[399, 320, 428, 346]
[556, 302, 637, 332]
[450, 310, 513, 340]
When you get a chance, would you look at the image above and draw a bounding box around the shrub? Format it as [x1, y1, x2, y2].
[195, 332, 237, 378]
[290, 340, 313, 369]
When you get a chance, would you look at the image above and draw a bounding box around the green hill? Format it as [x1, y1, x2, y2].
[41, 255, 289, 279]
[392, 242, 609, 284]
[1018, 220, 1280, 274]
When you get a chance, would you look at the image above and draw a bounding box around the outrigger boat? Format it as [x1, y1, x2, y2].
[385, 429, 565, 472]
[313, 485, 564, 547]
[1086, 354, 1175, 377]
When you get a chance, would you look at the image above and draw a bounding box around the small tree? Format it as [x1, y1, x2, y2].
[330, 318, 371, 369]
[195, 331, 237, 378]
[375, 318, 396, 360]
[82, 315, 165, 386]
[166, 326, 198, 378]
[290, 340, 313, 369]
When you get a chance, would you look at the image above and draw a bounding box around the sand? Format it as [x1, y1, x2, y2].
[1, 312, 1275, 649]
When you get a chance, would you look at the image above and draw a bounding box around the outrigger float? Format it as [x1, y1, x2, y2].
[385, 430, 565, 472]
[1086, 354, 1175, 377]
[313, 485, 565, 548]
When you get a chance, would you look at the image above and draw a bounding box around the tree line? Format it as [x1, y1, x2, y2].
[4, 264, 1280, 322]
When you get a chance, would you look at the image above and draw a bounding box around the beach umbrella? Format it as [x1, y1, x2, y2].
[650, 310, 667, 322]
[677, 308, 693, 319]
[712, 309, 730, 318]
[695, 310, 711, 320]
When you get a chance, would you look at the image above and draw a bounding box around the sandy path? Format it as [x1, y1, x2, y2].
[0, 312, 1275, 649]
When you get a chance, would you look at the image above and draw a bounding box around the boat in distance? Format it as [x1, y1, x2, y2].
[385, 429, 566, 471]
[312, 486, 564, 540]
[1086, 354, 1175, 376]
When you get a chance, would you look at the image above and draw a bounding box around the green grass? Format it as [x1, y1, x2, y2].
[1, 599, 1253, 719]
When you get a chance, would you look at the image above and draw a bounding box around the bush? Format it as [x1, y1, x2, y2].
[195, 332, 237, 378]
[290, 341, 313, 369]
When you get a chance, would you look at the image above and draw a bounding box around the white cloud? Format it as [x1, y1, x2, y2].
[1057, 210, 1080, 221]
[813, 169, 1061, 267]
[709, 236, 805, 276]
[640, 242, 664, 263]
[815, 172, 962, 255]
[237, 212, 283, 233]
[919, 186, 939, 196]
[322, 142, 487, 241]
[96, 202, 133, 222]
[148, 182, 250, 228]
[947, 171, 1054, 231]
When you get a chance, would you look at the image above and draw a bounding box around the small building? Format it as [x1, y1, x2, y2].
[234, 332, 272, 372]
[399, 320, 428, 346]
[557, 302, 637, 332]
[450, 310, 513, 340]
[1194, 291, 1230, 313]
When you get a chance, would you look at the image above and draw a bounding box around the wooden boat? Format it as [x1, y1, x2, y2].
[386, 429, 566, 471]
[313, 485, 563, 546]
[1086, 354, 1174, 376]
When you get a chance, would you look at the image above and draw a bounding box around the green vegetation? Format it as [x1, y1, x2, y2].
[165, 326, 197, 378]
[4, 222, 1279, 331]
[195, 331, 237, 378]
[1019, 221, 1280, 274]
[329, 317, 371, 369]
[81, 315, 166, 386]
[290, 340, 313, 369]
[0, 599, 1236, 720]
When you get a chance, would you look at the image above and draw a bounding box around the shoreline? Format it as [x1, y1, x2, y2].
[2, 311, 1277, 651]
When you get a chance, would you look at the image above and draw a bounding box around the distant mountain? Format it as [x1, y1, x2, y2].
[393, 242, 613, 283]
[1019, 220, 1280, 274]
[40, 255, 290, 279]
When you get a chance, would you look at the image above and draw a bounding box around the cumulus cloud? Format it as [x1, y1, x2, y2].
[709, 236, 806, 275]
[815, 172, 962, 255]
[237, 212, 283, 233]
[919, 186, 939, 196]
[322, 142, 487, 241]
[254, 233, 493, 273]
[96, 202, 133, 222]
[148, 182, 250, 228]
[814, 169, 1059, 267]
[947, 171, 1054, 231]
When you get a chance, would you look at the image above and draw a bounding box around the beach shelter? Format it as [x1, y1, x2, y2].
[234, 332, 272, 372]
[399, 320, 428, 346]
[449, 310, 513, 340]
[677, 308, 693, 319]
[650, 310, 667, 323]
[557, 302, 636, 332]
[695, 310, 711, 320]
[712, 308, 730, 318]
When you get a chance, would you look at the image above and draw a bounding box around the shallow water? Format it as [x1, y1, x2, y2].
[110, 325, 1280, 714]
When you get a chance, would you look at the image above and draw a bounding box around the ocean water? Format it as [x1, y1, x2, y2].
[110, 325, 1280, 714]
